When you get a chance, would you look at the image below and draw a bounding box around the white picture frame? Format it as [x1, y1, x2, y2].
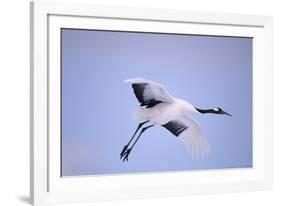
[30, 1, 273, 205]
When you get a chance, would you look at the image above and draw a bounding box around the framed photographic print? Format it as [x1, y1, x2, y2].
[30, 1, 273, 205]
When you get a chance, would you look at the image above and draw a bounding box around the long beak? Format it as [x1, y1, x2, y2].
[222, 111, 232, 116]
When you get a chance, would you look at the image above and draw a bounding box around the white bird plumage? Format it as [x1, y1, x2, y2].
[120, 78, 231, 161]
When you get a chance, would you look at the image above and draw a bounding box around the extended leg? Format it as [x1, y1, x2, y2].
[120, 121, 148, 159]
[122, 124, 154, 162]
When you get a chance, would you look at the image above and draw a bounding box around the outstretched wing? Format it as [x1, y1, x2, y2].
[162, 115, 210, 158]
[124, 78, 174, 108]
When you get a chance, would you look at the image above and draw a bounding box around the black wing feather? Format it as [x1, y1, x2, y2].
[132, 83, 163, 108]
[162, 120, 188, 137]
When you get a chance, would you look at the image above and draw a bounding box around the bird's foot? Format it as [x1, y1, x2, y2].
[122, 149, 132, 162]
[120, 145, 129, 159]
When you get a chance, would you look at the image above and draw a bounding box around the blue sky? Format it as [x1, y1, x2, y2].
[61, 29, 252, 176]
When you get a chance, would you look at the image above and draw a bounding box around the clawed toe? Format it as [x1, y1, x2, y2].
[120, 145, 128, 159]
[120, 145, 131, 161]
[122, 149, 131, 162]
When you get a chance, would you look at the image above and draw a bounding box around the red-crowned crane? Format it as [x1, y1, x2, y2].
[120, 78, 231, 161]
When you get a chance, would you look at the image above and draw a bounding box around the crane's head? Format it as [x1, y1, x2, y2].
[195, 107, 232, 116]
[214, 107, 232, 116]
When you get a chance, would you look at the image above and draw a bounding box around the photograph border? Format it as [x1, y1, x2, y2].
[30, 1, 273, 205]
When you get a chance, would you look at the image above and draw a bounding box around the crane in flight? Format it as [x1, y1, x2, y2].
[120, 78, 231, 162]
